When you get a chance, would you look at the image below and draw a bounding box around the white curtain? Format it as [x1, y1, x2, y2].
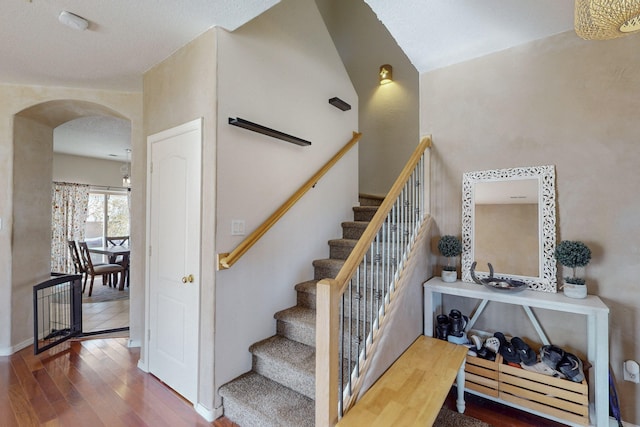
[51, 182, 90, 273]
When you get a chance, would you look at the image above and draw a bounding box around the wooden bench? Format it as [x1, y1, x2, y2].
[337, 335, 468, 426]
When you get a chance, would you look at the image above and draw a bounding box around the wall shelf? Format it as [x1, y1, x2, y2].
[328, 97, 351, 111]
[228, 117, 311, 147]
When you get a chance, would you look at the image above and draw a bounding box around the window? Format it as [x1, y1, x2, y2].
[85, 189, 130, 247]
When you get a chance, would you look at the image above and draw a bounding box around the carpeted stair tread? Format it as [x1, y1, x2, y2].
[328, 238, 358, 260]
[358, 194, 384, 207]
[352, 206, 378, 221]
[250, 335, 315, 399]
[295, 280, 318, 309]
[219, 371, 314, 427]
[312, 258, 345, 280]
[274, 306, 316, 325]
[274, 306, 316, 346]
[294, 280, 318, 294]
[341, 221, 369, 240]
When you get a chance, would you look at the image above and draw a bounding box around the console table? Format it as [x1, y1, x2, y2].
[423, 277, 609, 427]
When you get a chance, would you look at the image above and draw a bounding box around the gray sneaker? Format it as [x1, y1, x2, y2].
[557, 352, 585, 383]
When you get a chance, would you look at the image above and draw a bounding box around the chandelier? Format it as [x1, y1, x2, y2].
[575, 0, 640, 39]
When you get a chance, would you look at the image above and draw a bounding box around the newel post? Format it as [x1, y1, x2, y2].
[315, 278, 339, 427]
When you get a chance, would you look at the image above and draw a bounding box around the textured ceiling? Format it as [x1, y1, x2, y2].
[0, 0, 279, 91]
[3, 0, 578, 159]
[364, 0, 575, 73]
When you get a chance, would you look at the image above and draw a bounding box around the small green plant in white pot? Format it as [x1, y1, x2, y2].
[438, 235, 462, 283]
[554, 240, 592, 299]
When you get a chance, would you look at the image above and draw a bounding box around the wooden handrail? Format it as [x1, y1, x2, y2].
[217, 131, 363, 270]
[315, 135, 432, 427]
[334, 135, 432, 294]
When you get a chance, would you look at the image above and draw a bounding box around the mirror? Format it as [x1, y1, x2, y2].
[461, 166, 557, 292]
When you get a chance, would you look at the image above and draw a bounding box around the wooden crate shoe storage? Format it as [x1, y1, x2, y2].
[464, 354, 501, 398]
[499, 362, 589, 426]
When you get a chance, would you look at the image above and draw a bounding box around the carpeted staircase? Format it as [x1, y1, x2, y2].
[219, 200, 381, 427]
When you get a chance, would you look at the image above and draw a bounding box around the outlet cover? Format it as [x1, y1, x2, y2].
[231, 220, 245, 236]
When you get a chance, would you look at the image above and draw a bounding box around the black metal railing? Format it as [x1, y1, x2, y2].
[33, 274, 82, 354]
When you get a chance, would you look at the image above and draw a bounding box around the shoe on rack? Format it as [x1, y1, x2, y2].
[540, 345, 565, 370]
[436, 314, 450, 341]
[476, 346, 497, 362]
[557, 352, 585, 383]
[521, 357, 566, 378]
[449, 310, 467, 338]
[484, 337, 500, 354]
[494, 332, 520, 364]
[511, 337, 537, 366]
[470, 334, 483, 350]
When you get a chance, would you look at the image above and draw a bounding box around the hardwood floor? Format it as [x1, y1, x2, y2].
[1, 337, 565, 427]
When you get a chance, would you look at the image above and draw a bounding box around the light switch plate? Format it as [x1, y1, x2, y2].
[231, 220, 245, 236]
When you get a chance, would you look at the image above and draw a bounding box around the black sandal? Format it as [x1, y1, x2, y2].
[511, 337, 537, 366]
[494, 332, 520, 364]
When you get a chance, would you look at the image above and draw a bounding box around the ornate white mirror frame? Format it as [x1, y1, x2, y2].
[461, 165, 557, 292]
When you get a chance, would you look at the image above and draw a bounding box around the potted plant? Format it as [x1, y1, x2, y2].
[554, 240, 592, 298]
[438, 235, 462, 282]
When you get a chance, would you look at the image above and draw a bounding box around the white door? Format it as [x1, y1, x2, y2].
[147, 119, 202, 404]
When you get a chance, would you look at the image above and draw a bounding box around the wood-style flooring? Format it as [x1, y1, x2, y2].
[1, 337, 564, 427]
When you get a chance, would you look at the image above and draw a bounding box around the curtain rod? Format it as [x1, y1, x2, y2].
[90, 184, 129, 192]
[53, 181, 129, 192]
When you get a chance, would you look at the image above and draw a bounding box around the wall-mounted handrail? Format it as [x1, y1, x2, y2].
[217, 131, 363, 270]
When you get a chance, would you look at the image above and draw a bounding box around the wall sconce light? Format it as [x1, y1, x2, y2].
[379, 64, 393, 85]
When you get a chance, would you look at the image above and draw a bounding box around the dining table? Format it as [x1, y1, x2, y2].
[87, 245, 130, 290]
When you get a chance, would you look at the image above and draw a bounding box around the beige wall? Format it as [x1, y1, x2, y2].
[214, 0, 358, 409]
[0, 84, 142, 355]
[421, 31, 640, 422]
[12, 116, 54, 342]
[317, 0, 419, 197]
[53, 153, 125, 188]
[143, 28, 218, 413]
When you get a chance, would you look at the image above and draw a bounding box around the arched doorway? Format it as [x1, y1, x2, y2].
[13, 99, 133, 340]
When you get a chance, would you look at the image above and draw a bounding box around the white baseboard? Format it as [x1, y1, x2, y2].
[127, 338, 141, 348]
[137, 358, 149, 372]
[0, 337, 33, 356]
[195, 403, 217, 422]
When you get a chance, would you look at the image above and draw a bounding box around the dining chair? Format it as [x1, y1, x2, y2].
[106, 235, 130, 287]
[106, 236, 129, 247]
[67, 240, 88, 289]
[78, 241, 126, 297]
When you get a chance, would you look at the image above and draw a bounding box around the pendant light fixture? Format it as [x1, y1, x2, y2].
[575, 0, 640, 39]
[121, 149, 131, 189]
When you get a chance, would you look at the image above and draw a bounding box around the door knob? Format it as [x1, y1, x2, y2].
[186, 274, 194, 283]
[182, 276, 187, 283]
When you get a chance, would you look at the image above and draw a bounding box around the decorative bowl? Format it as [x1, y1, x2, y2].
[481, 278, 528, 293]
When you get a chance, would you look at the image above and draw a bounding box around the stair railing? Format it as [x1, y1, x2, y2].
[315, 136, 432, 427]
[217, 131, 362, 270]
